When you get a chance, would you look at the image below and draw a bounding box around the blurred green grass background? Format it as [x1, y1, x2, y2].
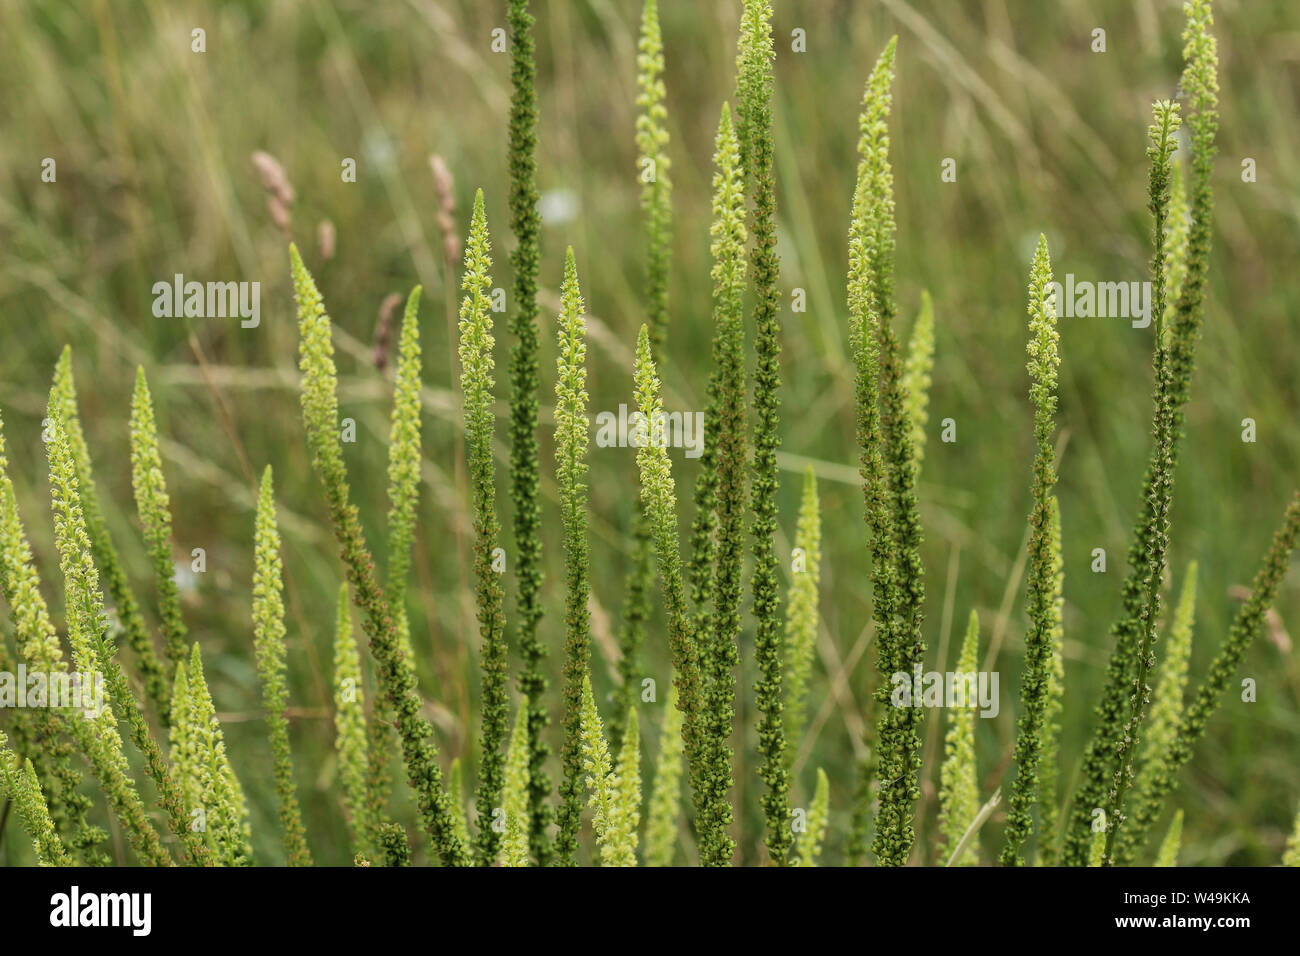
[2, 0, 1298, 865]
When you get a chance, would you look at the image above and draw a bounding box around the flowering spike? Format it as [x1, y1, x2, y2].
[252, 466, 312, 865]
[129, 367, 188, 673]
[456, 192, 510, 866]
[52, 350, 169, 720]
[553, 248, 593, 866]
[632, 324, 708, 853]
[902, 291, 936, 463]
[644, 685, 685, 867]
[184, 644, 253, 866]
[506, 0, 551, 867]
[1065, 0, 1218, 867]
[47, 403, 172, 866]
[795, 768, 830, 867]
[999, 236, 1061, 867]
[332, 582, 372, 857]
[938, 610, 982, 866]
[0, 736, 72, 866]
[1155, 809, 1184, 867]
[291, 241, 469, 866]
[500, 698, 532, 867]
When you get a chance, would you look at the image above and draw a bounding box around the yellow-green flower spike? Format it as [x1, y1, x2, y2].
[500, 699, 531, 867]
[0, 736, 72, 866]
[636, 0, 673, 354]
[1000, 236, 1060, 867]
[579, 675, 639, 867]
[902, 291, 936, 463]
[52, 350, 170, 721]
[332, 582, 373, 858]
[1066, 0, 1217, 867]
[644, 685, 684, 867]
[252, 466, 312, 866]
[456, 190, 510, 867]
[632, 324, 707, 851]
[938, 610, 982, 866]
[291, 241, 469, 866]
[553, 248, 593, 866]
[129, 366, 188, 673]
[1036, 498, 1067, 865]
[795, 768, 830, 867]
[1155, 809, 1184, 867]
[46, 403, 173, 866]
[185, 644, 253, 866]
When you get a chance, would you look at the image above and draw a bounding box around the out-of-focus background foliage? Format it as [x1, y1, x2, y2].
[1, 0, 1297, 865]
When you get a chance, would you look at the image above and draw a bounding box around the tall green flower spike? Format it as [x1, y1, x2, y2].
[614, 0, 675, 760]
[636, 0, 673, 354]
[736, 0, 792, 868]
[129, 367, 188, 673]
[370, 285, 424, 843]
[1118, 561, 1197, 864]
[500, 698, 531, 867]
[644, 684, 685, 867]
[579, 675, 639, 867]
[579, 674, 615, 860]
[183, 644, 254, 866]
[456, 190, 510, 866]
[0, 734, 72, 866]
[784, 466, 821, 755]
[1101, 100, 1183, 866]
[1118, 494, 1300, 863]
[52, 350, 170, 721]
[631, 324, 707, 844]
[851, 35, 928, 867]
[611, 708, 643, 866]
[332, 582, 373, 857]
[505, 0, 550, 869]
[553, 248, 593, 866]
[1036, 498, 1066, 865]
[1066, 0, 1216, 867]
[1155, 809, 1183, 867]
[47, 405, 173, 866]
[252, 467, 312, 866]
[291, 241, 470, 866]
[0, 413, 106, 865]
[795, 768, 830, 867]
[847, 163, 902, 866]
[90, 624, 212, 865]
[999, 235, 1060, 867]
[902, 292, 936, 463]
[938, 610, 982, 866]
[169, 658, 199, 811]
[384, 285, 423, 650]
[698, 100, 748, 868]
